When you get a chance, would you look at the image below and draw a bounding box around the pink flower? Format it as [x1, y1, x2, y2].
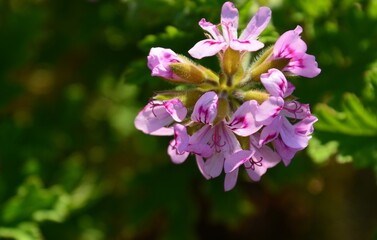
[147, 47, 182, 80]
[134, 99, 187, 136]
[188, 2, 271, 59]
[273, 115, 317, 165]
[193, 122, 242, 181]
[191, 91, 219, 125]
[135, 4, 320, 191]
[256, 69, 316, 153]
[188, 91, 262, 191]
[271, 26, 321, 78]
[223, 133, 281, 190]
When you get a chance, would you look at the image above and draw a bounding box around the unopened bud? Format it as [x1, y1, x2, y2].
[222, 48, 241, 77]
[243, 90, 270, 104]
[154, 90, 203, 108]
[170, 62, 206, 84]
[252, 46, 274, 69]
[250, 58, 290, 81]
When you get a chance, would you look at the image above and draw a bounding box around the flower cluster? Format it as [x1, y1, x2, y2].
[134, 2, 320, 191]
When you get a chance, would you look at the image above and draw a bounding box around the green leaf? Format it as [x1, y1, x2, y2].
[310, 78, 377, 168]
[315, 93, 377, 136]
[1, 176, 70, 224]
[0, 222, 42, 240]
[139, 26, 187, 51]
[307, 137, 339, 164]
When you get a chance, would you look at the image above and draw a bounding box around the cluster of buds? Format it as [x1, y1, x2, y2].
[135, 2, 320, 191]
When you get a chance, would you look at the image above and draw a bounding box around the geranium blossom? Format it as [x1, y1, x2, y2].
[188, 92, 262, 190]
[224, 133, 281, 190]
[134, 99, 187, 136]
[134, 2, 320, 191]
[273, 115, 317, 165]
[148, 47, 182, 79]
[271, 26, 321, 78]
[256, 69, 317, 158]
[188, 2, 271, 59]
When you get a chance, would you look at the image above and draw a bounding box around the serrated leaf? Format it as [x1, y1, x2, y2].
[342, 93, 377, 129]
[315, 93, 377, 136]
[363, 61, 377, 108]
[312, 91, 377, 168]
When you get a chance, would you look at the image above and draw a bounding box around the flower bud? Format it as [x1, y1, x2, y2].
[148, 47, 214, 84]
[148, 47, 181, 80]
[222, 48, 241, 77]
[243, 90, 270, 104]
[154, 90, 203, 108]
[271, 26, 321, 78]
[169, 62, 206, 84]
[250, 58, 290, 81]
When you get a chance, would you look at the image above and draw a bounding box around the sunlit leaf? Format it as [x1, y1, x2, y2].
[1, 177, 69, 224]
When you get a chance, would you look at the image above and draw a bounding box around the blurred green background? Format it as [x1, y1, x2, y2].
[0, 0, 377, 239]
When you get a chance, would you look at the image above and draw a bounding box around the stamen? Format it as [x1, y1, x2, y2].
[149, 100, 163, 117]
[245, 156, 263, 171]
[210, 131, 226, 152]
[283, 101, 305, 120]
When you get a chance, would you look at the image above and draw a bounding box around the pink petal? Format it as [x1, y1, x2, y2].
[239, 6, 271, 41]
[273, 137, 299, 166]
[279, 117, 309, 149]
[285, 53, 321, 78]
[294, 115, 318, 135]
[221, 2, 239, 42]
[188, 39, 227, 59]
[163, 99, 187, 122]
[285, 81, 296, 97]
[147, 47, 181, 79]
[224, 150, 254, 173]
[259, 116, 283, 146]
[191, 91, 218, 125]
[246, 167, 263, 181]
[204, 151, 224, 178]
[196, 155, 211, 179]
[230, 39, 264, 52]
[168, 141, 189, 164]
[186, 125, 214, 158]
[224, 170, 239, 191]
[215, 122, 242, 154]
[199, 18, 224, 42]
[173, 124, 189, 153]
[245, 134, 280, 181]
[255, 96, 284, 125]
[281, 101, 310, 119]
[145, 127, 174, 136]
[260, 68, 289, 98]
[167, 124, 190, 164]
[134, 101, 174, 136]
[253, 142, 281, 169]
[227, 100, 262, 136]
[273, 25, 307, 59]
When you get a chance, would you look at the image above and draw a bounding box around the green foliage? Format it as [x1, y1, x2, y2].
[309, 60, 377, 166]
[2, 177, 68, 224]
[1, 0, 377, 239]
